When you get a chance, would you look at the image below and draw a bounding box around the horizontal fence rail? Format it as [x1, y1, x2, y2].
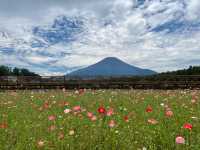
[1, 75, 200, 90]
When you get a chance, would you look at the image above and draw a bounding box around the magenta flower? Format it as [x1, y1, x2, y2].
[176, 136, 185, 144]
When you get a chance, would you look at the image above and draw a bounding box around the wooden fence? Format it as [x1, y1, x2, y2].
[1, 75, 200, 90]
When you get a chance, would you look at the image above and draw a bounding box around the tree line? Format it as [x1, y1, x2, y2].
[159, 66, 200, 75]
[1, 65, 200, 77]
[0, 65, 39, 76]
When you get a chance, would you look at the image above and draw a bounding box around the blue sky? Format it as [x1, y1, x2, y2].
[0, 0, 200, 75]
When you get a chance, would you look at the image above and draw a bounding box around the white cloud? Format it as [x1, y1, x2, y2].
[185, 0, 200, 21]
[0, 0, 200, 75]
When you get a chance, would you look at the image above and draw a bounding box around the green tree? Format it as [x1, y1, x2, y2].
[13, 67, 20, 76]
[0, 65, 11, 75]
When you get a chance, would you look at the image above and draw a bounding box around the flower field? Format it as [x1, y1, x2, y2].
[0, 89, 200, 150]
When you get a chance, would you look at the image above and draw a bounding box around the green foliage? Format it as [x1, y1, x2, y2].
[0, 90, 199, 149]
[0, 66, 11, 76]
[160, 66, 200, 75]
[0, 65, 39, 76]
[13, 67, 20, 76]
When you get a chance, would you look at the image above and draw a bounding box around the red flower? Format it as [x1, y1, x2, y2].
[98, 106, 106, 114]
[43, 102, 49, 109]
[183, 123, 192, 130]
[124, 116, 129, 122]
[0, 122, 8, 129]
[146, 105, 153, 112]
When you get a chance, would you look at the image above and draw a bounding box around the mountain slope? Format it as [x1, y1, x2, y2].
[68, 57, 157, 77]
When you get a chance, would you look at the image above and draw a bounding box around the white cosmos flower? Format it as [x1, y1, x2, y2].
[64, 108, 71, 114]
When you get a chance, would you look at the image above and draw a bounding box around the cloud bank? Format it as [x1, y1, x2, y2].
[0, 0, 200, 75]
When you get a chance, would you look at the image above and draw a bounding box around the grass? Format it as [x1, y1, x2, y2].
[0, 89, 200, 150]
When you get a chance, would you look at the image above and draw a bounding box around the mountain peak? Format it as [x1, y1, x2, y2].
[102, 57, 120, 61]
[100, 57, 124, 63]
[68, 57, 157, 77]
[102, 57, 121, 61]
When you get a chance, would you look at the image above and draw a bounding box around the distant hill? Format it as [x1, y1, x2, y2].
[68, 57, 157, 77]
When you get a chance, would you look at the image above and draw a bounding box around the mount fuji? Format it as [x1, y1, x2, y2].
[68, 57, 157, 77]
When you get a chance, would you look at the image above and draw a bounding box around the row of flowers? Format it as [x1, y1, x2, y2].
[44, 104, 194, 145]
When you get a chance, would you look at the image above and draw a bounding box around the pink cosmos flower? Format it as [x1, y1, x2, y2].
[147, 118, 158, 125]
[73, 106, 81, 112]
[90, 115, 97, 121]
[48, 115, 56, 121]
[48, 125, 56, 131]
[176, 136, 185, 144]
[87, 112, 93, 118]
[165, 110, 173, 117]
[108, 120, 116, 127]
[191, 99, 197, 104]
[106, 108, 114, 116]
